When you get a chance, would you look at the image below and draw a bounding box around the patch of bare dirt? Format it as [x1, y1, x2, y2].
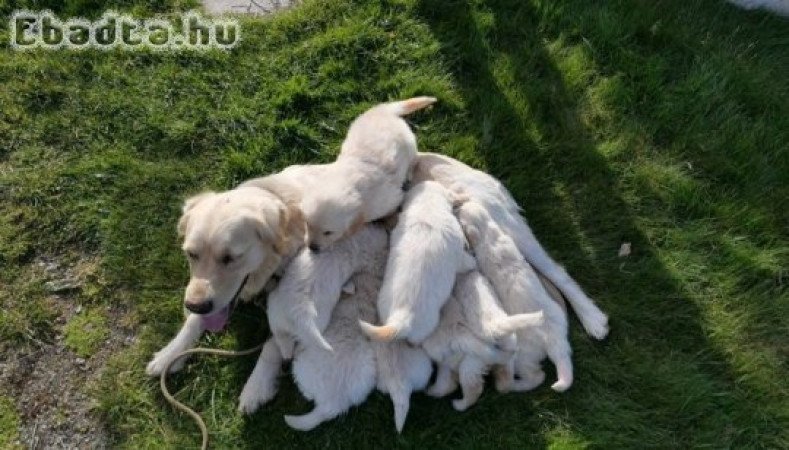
[0, 258, 136, 449]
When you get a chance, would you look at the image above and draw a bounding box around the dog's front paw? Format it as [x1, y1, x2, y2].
[238, 380, 276, 415]
[145, 350, 185, 377]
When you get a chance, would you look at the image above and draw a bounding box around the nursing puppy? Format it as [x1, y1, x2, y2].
[145, 166, 315, 377]
[422, 272, 543, 411]
[373, 341, 432, 433]
[267, 224, 388, 357]
[301, 97, 435, 252]
[457, 201, 574, 392]
[284, 271, 380, 431]
[359, 181, 476, 344]
[412, 152, 609, 340]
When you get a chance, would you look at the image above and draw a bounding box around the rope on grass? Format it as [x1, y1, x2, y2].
[160, 344, 264, 450]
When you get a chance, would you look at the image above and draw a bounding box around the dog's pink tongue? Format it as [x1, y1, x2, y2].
[201, 306, 230, 332]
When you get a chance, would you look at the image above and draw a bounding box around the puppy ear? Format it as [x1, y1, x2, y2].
[177, 192, 214, 237]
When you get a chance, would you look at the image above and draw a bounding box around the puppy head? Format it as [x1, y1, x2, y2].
[300, 184, 364, 253]
[177, 188, 297, 329]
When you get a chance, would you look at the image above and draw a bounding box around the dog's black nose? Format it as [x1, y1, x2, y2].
[309, 244, 320, 253]
[185, 300, 213, 315]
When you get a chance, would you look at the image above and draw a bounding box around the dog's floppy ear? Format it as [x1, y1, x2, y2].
[273, 202, 305, 255]
[177, 192, 215, 237]
[251, 197, 304, 256]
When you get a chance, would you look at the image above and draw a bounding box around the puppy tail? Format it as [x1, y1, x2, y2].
[358, 320, 400, 342]
[299, 321, 335, 353]
[284, 407, 332, 431]
[380, 96, 437, 116]
[492, 311, 544, 337]
[387, 378, 414, 433]
[359, 312, 410, 342]
[393, 395, 410, 433]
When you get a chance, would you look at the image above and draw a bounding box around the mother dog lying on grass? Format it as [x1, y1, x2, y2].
[147, 97, 609, 426]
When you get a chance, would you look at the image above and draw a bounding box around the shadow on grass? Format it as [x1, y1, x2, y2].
[411, 0, 782, 447]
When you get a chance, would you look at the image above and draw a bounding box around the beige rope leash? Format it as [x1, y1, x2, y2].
[159, 343, 264, 450]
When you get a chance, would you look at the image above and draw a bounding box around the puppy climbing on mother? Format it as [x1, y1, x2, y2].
[301, 97, 435, 252]
[360, 180, 476, 344]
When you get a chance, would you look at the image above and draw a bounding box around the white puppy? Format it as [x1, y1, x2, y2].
[284, 271, 380, 431]
[412, 152, 609, 340]
[360, 181, 476, 344]
[457, 201, 575, 392]
[373, 340, 432, 433]
[301, 97, 435, 252]
[422, 271, 543, 411]
[267, 224, 388, 357]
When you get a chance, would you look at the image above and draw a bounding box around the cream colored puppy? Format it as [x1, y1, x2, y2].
[422, 271, 543, 411]
[146, 166, 313, 377]
[284, 271, 380, 431]
[457, 201, 575, 392]
[360, 181, 476, 344]
[267, 224, 388, 357]
[373, 340, 432, 433]
[412, 152, 609, 340]
[301, 97, 436, 252]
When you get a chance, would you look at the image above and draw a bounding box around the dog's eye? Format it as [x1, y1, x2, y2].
[323, 231, 333, 236]
[221, 254, 234, 265]
[186, 251, 199, 261]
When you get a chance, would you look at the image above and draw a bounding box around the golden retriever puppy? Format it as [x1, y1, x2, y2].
[267, 224, 388, 357]
[359, 181, 476, 344]
[284, 271, 380, 431]
[301, 97, 435, 252]
[457, 201, 574, 392]
[422, 272, 543, 411]
[412, 152, 609, 340]
[145, 167, 312, 376]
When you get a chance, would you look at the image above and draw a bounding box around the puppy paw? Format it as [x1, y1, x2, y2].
[238, 381, 276, 415]
[426, 382, 457, 398]
[145, 351, 185, 377]
[551, 379, 572, 392]
[451, 399, 472, 412]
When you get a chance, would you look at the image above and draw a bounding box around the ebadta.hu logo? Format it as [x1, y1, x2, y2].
[9, 10, 241, 51]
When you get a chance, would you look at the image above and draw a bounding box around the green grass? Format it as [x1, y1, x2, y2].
[0, 396, 21, 449]
[63, 307, 110, 357]
[1, 0, 787, 448]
